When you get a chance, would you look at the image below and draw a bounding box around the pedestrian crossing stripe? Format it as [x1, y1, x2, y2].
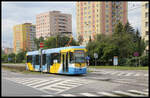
[124, 73, 133, 76]
[33, 79, 61, 88]
[117, 72, 126, 76]
[5, 77, 92, 94]
[97, 92, 119, 97]
[113, 91, 143, 97]
[4, 78, 148, 97]
[80, 93, 98, 96]
[60, 94, 76, 96]
[128, 90, 148, 96]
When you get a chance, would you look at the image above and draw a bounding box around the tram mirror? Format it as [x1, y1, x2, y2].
[53, 59, 58, 63]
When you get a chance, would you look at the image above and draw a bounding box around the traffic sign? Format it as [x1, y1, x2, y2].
[94, 53, 98, 59]
[40, 42, 44, 48]
[134, 52, 139, 57]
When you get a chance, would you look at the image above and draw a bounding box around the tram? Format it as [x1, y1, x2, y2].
[26, 46, 87, 75]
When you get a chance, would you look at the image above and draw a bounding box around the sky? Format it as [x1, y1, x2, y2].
[2, 1, 142, 48]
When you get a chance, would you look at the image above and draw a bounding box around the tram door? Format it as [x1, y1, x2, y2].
[62, 52, 68, 72]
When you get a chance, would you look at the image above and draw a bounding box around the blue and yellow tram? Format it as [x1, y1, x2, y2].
[26, 46, 87, 75]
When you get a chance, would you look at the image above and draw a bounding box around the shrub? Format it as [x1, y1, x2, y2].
[140, 55, 148, 66]
[125, 57, 138, 67]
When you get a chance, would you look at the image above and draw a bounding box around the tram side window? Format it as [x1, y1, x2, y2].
[51, 53, 60, 65]
[35, 55, 40, 65]
[42, 54, 46, 65]
[27, 56, 32, 63]
[69, 52, 74, 63]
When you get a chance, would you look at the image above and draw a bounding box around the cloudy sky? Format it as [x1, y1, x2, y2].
[2, 1, 142, 48]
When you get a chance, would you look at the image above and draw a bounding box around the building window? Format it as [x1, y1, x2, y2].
[146, 31, 149, 35]
[145, 22, 149, 27]
[145, 3, 149, 9]
[145, 12, 148, 18]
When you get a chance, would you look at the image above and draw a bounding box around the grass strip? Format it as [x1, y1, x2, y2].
[88, 66, 148, 70]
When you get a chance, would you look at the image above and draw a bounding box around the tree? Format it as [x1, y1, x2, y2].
[86, 21, 146, 66]
[44, 35, 79, 49]
[8, 53, 16, 63]
[78, 35, 84, 45]
[2, 54, 8, 63]
[123, 21, 135, 34]
[16, 51, 26, 63]
[114, 21, 124, 34]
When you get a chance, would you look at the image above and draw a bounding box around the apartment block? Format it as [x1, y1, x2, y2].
[76, 1, 127, 46]
[141, 2, 149, 55]
[13, 23, 36, 53]
[36, 11, 72, 39]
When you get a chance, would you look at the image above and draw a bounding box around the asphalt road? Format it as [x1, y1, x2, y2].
[2, 67, 149, 97]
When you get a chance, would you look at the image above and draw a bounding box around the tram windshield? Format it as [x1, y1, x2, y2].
[70, 50, 85, 63]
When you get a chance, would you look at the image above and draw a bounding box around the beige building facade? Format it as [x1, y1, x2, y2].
[36, 11, 72, 39]
[76, 1, 127, 46]
[141, 2, 149, 55]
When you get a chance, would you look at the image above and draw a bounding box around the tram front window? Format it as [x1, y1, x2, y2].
[70, 50, 85, 63]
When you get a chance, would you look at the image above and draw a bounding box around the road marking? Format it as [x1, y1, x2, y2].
[33, 79, 61, 88]
[124, 73, 133, 76]
[113, 91, 143, 97]
[97, 92, 120, 97]
[40, 95, 54, 97]
[103, 71, 112, 74]
[128, 90, 148, 96]
[27, 80, 51, 86]
[21, 79, 42, 85]
[80, 93, 98, 96]
[117, 72, 126, 76]
[134, 73, 140, 76]
[144, 74, 148, 76]
[60, 94, 76, 96]
[143, 89, 149, 92]
[109, 71, 119, 75]
[6, 78, 40, 84]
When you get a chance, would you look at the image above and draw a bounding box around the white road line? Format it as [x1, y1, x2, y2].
[143, 89, 149, 92]
[117, 72, 126, 76]
[113, 91, 143, 97]
[33, 79, 61, 88]
[124, 73, 133, 76]
[7, 78, 38, 84]
[103, 71, 112, 74]
[134, 73, 140, 76]
[97, 92, 120, 97]
[80, 93, 98, 96]
[40, 95, 54, 97]
[7, 78, 30, 82]
[144, 74, 148, 76]
[21, 79, 42, 85]
[128, 90, 148, 96]
[109, 71, 119, 75]
[26, 80, 50, 86]
[60, 94, 76, 96]
[41, 86, 65, 92]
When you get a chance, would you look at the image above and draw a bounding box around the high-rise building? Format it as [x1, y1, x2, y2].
[36, 11, 72, 39]
[141, 2, 149, 55]
[76, 1, 127, 46]
[13, 23, 36, 53]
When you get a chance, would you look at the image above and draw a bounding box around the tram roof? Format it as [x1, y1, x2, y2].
[26, 46, 85, 55]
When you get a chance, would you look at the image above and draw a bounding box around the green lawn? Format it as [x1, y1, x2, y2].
[88, 65, 149, 70]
